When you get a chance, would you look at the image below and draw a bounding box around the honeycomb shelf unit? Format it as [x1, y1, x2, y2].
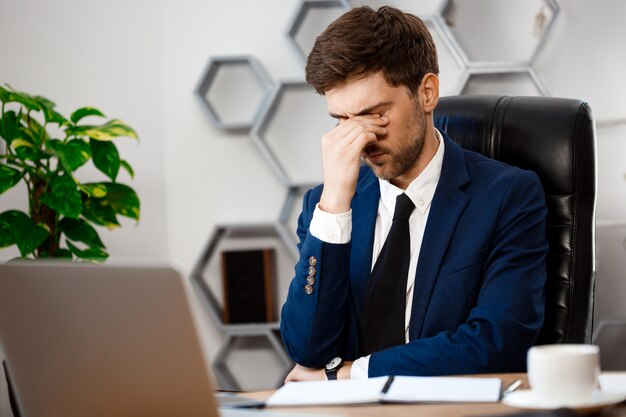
[251, 80, 332, 187]
[190, 223, 297, 390]
[195, 55, 273, 132]
[286, 0, 352, 67]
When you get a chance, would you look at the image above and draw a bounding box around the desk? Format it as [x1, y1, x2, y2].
[245, 374, 626, 417]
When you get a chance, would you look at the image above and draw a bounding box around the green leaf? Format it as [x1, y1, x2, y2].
[2, 88, 41, 111]
[21, 112, 49, 144]
[11, 137, 35, 150]
[101, 182, 140, 221]
[42, 107, 68, 126]
[0, 110, 21, 144]
[80, 182, 140, 225]
[68, 119, 138, 141]
[32, 95, 55, 108]
[81, 197, 120, 228]
[0, 165, 22, 195]
[50, 139, 91, 172]
[70, 107, 106, 124]
[0, 210, 49, 256]
[59, 217, 105, 249]
[53, 248, 73, 259]
[31, 95, 68, 126]
[0, 218, 15, 248]
[63, 139, 92, 169]
[10, 138, 34, 149]
[40, 174, 82, 218]
[11, 128, 42, 161]
[80, 183, 107, 198]
[0, 85, 12, 103]
[90, 139, 120, 181]
[66, 240, 108, 262]
[120, 159, 135, 179]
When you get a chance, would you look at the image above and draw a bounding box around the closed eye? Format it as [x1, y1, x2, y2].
[328, 102, 392, 122]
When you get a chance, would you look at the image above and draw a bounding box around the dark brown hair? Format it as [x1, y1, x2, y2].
[306, 6, 439, 95]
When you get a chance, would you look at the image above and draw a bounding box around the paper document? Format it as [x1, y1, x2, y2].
[384, 376, 502, 402]
[266, 376, 502, 407]
[266, 377, 389, 406]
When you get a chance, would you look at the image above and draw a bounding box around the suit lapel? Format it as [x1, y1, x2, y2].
[350, 168, 379, 314]
[409, 134, 471, 339]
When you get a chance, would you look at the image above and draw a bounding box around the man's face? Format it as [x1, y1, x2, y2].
[325, 72, 426, 182]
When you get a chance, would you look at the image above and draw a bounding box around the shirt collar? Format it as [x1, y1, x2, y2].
[378, 129, 445, 215]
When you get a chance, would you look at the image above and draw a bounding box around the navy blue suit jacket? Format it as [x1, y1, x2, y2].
[280, 133, 548, 377]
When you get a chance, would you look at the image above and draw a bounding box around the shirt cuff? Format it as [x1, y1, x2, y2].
[309, 203, 352, 244]
[350, 355, 370, 379]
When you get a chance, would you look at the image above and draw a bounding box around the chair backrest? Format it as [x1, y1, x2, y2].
[434, 95, 596, 345]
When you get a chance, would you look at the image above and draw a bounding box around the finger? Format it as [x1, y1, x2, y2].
[330, 115, 388, 137]
[351, 131, 379, 150]
[352, 114, 389, 125]
[284, 370, 296, 383]
[343, 124, 387, 145]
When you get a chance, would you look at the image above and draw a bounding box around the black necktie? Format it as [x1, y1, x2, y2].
[358, 193, 415, 356]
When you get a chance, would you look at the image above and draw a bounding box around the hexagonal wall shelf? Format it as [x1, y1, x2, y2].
[439, 0, 559, 69]
[286, 0, 352, 67]
[195, 56, 272, 131]
[213, 332, 293, 390]
[251, 81, 334, 187]
[426, 17, 466, 96]
[191, 223, 297, 390]
[191, 223, 298, 331]
[461, 69, 549, 96]
[532, 1, 626, 125]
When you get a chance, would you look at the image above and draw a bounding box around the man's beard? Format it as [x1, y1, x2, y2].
[361, 103, 426, 181]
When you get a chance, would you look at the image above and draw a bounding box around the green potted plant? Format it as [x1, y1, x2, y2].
[0, 84, 140, 261]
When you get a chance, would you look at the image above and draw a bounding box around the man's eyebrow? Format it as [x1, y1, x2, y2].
[328, 101, 392, 119]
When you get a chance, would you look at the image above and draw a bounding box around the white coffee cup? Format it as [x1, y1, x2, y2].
[527, 344, 600, 406]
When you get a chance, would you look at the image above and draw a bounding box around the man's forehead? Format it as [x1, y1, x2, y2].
[326, 87, 404, 118]
[325, 74, 395, 114]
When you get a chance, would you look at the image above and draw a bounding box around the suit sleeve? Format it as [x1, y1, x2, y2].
[369, 170, 548, 376]
[280, 188, 353, 367]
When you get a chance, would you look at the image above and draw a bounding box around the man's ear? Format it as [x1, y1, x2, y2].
[419, 73, 439, 114]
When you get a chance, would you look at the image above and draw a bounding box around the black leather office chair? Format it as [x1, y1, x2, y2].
[434, 95, 596, 345]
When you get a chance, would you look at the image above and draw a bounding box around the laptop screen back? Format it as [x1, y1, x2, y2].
[0, 262, 219, 417]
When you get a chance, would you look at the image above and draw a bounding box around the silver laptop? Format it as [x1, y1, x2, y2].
[0, 262, 229, 417]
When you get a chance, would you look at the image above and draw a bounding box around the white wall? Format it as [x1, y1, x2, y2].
[1, 0, 626, 404]
[0, 0, 167, 260]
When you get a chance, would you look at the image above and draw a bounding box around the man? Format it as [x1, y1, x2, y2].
[280, 6, 548, 381]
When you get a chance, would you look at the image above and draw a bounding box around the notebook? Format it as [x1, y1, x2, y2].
[0, 262, 286, 417]
[266, 375, 502, 406]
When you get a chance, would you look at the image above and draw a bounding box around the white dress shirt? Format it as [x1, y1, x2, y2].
[309, 129, 445, 379]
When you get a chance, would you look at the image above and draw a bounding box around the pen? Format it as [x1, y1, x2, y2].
[382, 375, 395, 394]
[500, 379, 522, 399]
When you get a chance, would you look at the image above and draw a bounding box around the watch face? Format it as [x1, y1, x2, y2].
[325, 356, 342, 370]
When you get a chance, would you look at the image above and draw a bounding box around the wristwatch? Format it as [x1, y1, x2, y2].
[324, 356, 344, 380]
